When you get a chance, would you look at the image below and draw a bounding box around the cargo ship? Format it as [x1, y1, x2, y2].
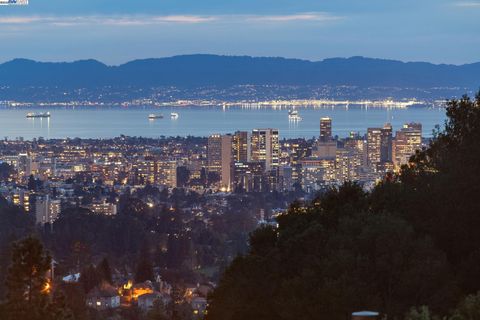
[148, 114, 164, 119]
[26, 112, 51, 118]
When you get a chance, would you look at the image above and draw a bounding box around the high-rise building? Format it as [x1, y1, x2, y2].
[207, 134, 233, 190]
[232, 161, 266, 192]
[156, 160, 177, 187]
[251, 129, 279, 171]
[336, 148, 363, 182]
[367, 124, 394, 173]
[207, 134, 222, 174]
[320, 117, 332, 142]
[35, 196, 61, 225]
[220, 135, 233, 190]
[313, 117, 336, 158]
[380, 123, 393, 163]
[393, 123, 422, 169]
[367, 128, 382, 169]
[12, 189, 30, 212]
[232, 131, 250, 163]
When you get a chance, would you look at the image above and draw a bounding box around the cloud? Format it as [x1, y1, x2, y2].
[0, 15, 217, 26]
[0, 16, 44, 24]
[453, 1, 480, 7]
[0, 12, 341, 27]
[246, 12, 342, 23]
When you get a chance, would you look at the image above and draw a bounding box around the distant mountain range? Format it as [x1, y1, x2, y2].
[0, 55, 478, 89]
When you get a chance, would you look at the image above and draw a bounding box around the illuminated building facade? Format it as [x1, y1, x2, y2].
[251, 129, 279, 171]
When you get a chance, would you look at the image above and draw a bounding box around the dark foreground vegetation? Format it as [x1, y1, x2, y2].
[206, 92, 480, 320]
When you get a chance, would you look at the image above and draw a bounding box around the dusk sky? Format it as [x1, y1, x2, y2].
[0, 0, 478, 65]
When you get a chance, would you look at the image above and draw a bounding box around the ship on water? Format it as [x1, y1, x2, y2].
[170, 112, 179, 119]
[26, 112, 51, 118]
[148, 114, 164, 119]
[288, 109, 302, 121]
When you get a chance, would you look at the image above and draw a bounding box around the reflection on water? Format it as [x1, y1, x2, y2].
[0, 105, 446, 140]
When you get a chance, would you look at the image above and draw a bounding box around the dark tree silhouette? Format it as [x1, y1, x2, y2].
[135, 242, 154, 283]
[97, 257, 112, 284]
[0, 237, 70, 320]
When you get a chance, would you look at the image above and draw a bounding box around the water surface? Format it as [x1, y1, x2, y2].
[0, 105, 446, 140]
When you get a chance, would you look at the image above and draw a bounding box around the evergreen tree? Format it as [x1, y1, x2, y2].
[3, 237, 52, 320]
[135, 242, 154, 283]
[79, 264, 99, 294]
[97, 257, 112, 284]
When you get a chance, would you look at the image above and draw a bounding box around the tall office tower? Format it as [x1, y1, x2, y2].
[380, 123, 393, 163]
[232, 131, 250, 163]
[207, 134, 223, 174]
[314, 117, 336, 158]
[336, 148, 362, 182]
[367, 128, 382, 169]
[392, 123, 422, 169]
[251, 129, 279, 171]
[207, 134, 233, 190]
[220, 135, 233, 190]
[320, 117, 332, 142]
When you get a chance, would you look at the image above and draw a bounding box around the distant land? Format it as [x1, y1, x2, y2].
[1, 54, 479, 88]
[0, 54, 478, 103]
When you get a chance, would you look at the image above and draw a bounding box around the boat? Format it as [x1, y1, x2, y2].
[148, 114, 164, 119]
[170, 112, 179, 119]
[26, 112, 50, 118]
[288, 109, 302, 121]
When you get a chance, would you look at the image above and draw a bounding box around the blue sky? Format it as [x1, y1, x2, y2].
[0, 0, 478, 64]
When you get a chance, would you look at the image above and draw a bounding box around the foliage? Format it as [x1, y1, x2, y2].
[405, 306, 436, 320]
[145, 300, 169, 320]
[1, 236, 71, 320]
[135, 241, 155, 283]
[449, 292, 480, 320]
[0, 196, 34, 298]
[98, 257, 113, 284]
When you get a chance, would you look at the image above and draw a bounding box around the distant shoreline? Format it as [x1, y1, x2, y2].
[0, 99, 445, 109]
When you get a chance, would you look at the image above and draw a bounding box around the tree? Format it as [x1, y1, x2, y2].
[206, 183, 452, 320]
[2, 237, 53, 320]
[0, 196, 34, 299]
[405, 306, 436, 320]
[146, 300, 169, 320]
[79, 264, 100, 294]
[401, 92, 480, 292]
[97, 257, 112, 284]
[450, 292, 480, 320]
[135, 242, 154, 283]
